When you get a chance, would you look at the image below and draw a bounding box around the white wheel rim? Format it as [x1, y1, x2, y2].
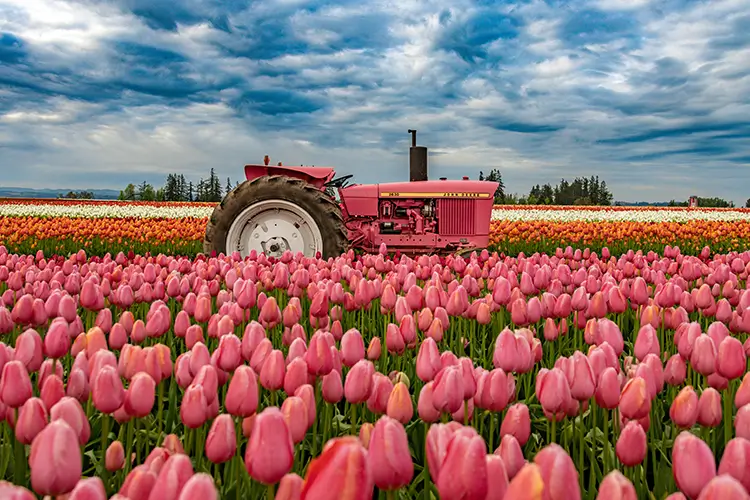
[226, 200, 323, 259]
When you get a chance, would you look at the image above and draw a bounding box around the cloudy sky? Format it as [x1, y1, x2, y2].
[0, 0, 749, 203]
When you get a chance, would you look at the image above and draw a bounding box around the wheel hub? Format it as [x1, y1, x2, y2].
[226, 200, 323, 259]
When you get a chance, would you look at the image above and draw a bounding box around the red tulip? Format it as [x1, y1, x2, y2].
[245, 407, 294, 485]
[40, 374, 65, 414]
[29, 419, 82, 496]
[368, 416, 413, 490]
[300, 437, 373, 499]
[672, 431, 716, 499]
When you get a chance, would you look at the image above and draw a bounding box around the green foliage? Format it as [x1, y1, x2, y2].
[122, 171, 230, 203]
[58, 190, 94, 199]
[670, 197, 735, 208]
[478, 169, 505, 202]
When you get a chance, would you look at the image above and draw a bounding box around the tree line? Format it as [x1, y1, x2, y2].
[118, 169, 238, 202]
[479, 170, 614, 206]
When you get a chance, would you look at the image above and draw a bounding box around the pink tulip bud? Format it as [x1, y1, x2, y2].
[386, 382, 413, 424]
[500, 403, 531, 446]
[299, 437, 373, 498]
[597, 470, 637, 500]
[124, 372, 156, 418]
[68, 477, 107, 500]
[0, 360, 33, 408]
[344, 359, 375, 404]
[534, 443, 581, 499]
[495, 434, 525, 480]
[696, 475, 749, 499]
[368, 416, 413, 490]
[616, 420, 647, 466]
[29, 419, 82, 496]
[436, 428, 488, 500]
[50, 396, 90, 446]
[91, 365, 125, 414]
[672, 431, 716, 499]
[245, 407, 294, 485]
[205, 414, 236, 464]
[670, 386, 699, 429]
[697, 388, 722, 428]
[275, 473, 303, 500]
[15, 397, 47, 445]
[106, 441, 125, 472]
[321, 370, 343, 404]
[177, 473, 218, 500]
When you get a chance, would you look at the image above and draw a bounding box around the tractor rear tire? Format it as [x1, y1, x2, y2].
[203, 175, 348, 259]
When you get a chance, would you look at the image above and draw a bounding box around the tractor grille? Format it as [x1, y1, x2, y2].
[438, 199, 476, 235]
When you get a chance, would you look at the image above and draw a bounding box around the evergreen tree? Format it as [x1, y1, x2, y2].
[226, 177, 233, 195]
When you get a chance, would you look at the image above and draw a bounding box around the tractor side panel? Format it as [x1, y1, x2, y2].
[339, 184, 379, 216]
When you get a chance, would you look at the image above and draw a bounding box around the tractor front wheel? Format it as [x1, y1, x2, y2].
[203, 175, 348, 259]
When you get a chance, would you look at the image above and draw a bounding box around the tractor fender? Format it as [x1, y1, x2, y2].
[243, 165, 335, 190]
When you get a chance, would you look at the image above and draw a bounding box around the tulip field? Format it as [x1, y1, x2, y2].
[3, 199, 750, 257]
[3, 200, 750, 498]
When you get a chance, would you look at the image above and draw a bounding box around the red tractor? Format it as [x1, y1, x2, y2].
[204, 130, 499, 259]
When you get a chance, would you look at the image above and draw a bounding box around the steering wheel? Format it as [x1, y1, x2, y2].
[326, 174, 354, 188]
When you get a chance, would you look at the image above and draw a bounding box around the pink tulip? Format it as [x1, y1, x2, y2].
[534, 443, 581, 499]
[106, 441, 125, 472]
[672, 431, 716, 499]
[177, 473, 218, 500]
[245, 407, 294, 485]
[597, 470, 637, 500]
[205, 414, 236, 464]
[344, 359, 375, 404]
[29, 419, 82, 496]
[616, 420, 647, 466]
[15, 397, 47, 445]
[436, 428, 488, 500]
[0, 360, 33, 408]
[368, 416, 413, 490]
[68, 477, 107, 500]
[670, 386, 699, 429]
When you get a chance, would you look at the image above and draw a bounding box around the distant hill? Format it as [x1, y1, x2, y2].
[0, 187, 120, 200]
[614, 201, 673, 207]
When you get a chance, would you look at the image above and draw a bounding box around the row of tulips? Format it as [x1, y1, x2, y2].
[3, 243, 750, 498]
[4, 199, 750, 258]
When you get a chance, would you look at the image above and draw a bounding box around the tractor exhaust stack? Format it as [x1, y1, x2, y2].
[408, 129, 428, 182]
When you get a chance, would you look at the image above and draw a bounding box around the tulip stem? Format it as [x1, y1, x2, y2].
[387, 490, 396, 500]
[266, 483, 275, 499]
[603, 410, 610, 475]
[101, 413, 110, 482]
[13, 428, 26, 487]
[724, 385, 732, 448]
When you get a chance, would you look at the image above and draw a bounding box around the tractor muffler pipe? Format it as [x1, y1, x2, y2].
[408, 129, 428, 182]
